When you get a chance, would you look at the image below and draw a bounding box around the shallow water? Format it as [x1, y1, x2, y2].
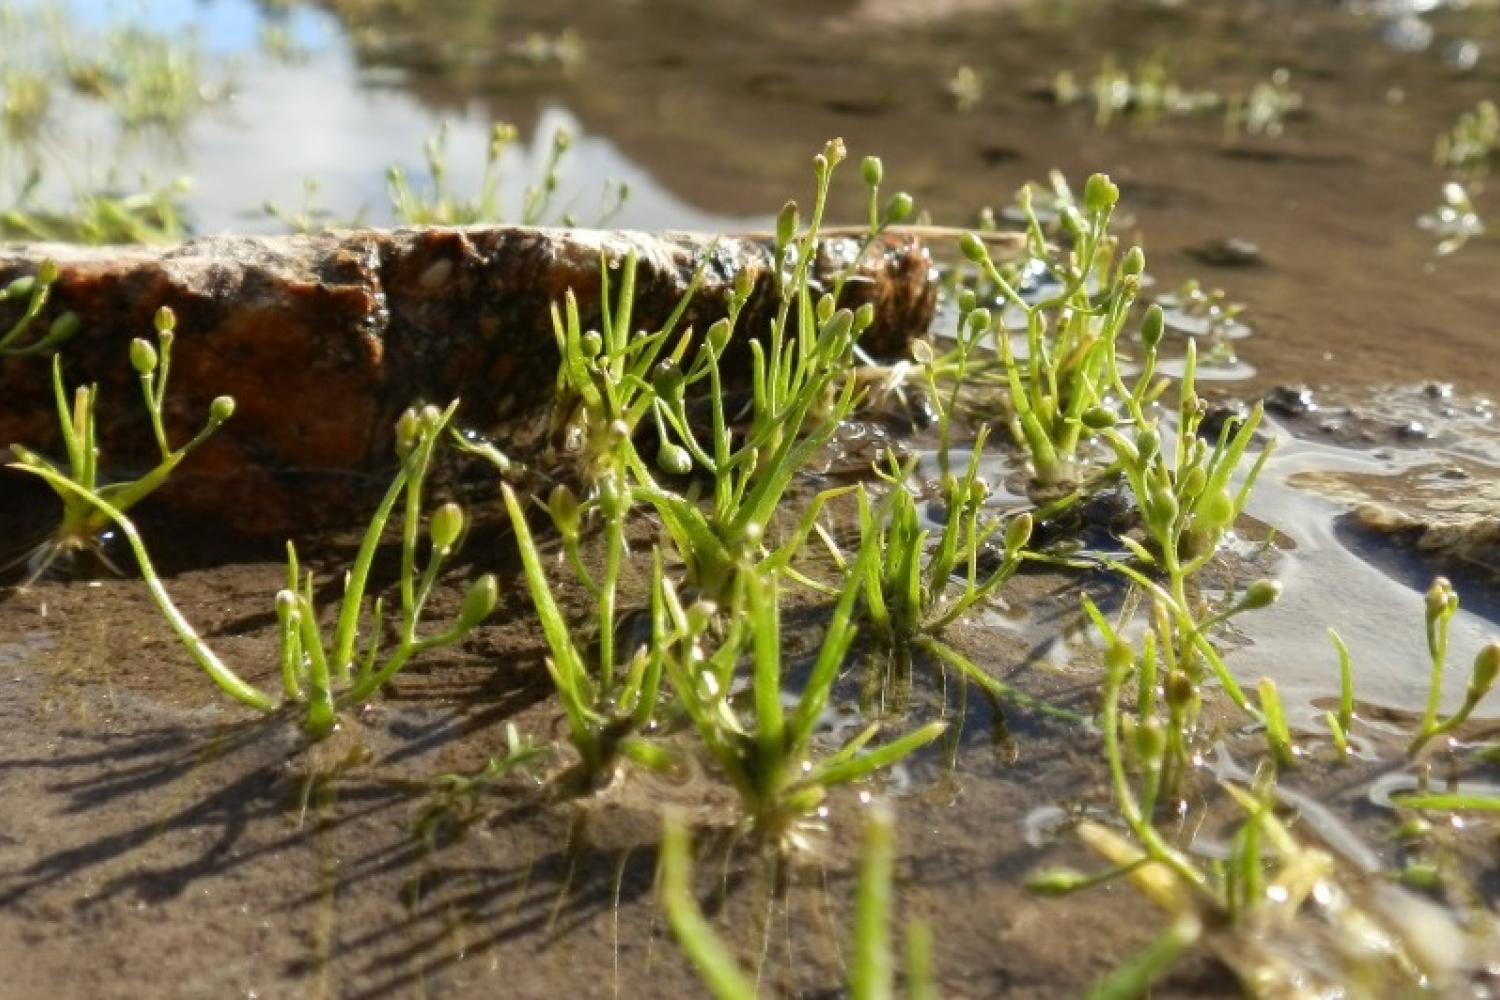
[5, 0, 1500, 995]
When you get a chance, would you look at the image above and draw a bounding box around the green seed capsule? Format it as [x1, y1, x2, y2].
[1083, 172, 1120, 214]
[1122, 246, 1146, 276]
[1180, 466, 1207, 499]
[1081, 406, 1117, 430]
[959, 231, 988, 264]
[1200, 487, 1236, 529]
[884, 191, 914, 224]
[968, 307, 993, 334]
[1135, 428, 1160, 463]
[548, 484, 581, 538]
[209, 395, 236, 423]
[130, 338, 158, 375]
[457, 574, 499, 628]
[816, 294, 835, 324]
[1105, 642, 1133, 676]
[1470, 643, 1500, 696]
[861, 155, 884, 188]
[957, 289, 977, 314]
[395, 409, 421, 457]
[653, 362, 685, 402]
[658, 442, 693, 476]
[581, 330, 603, 358]
[1133, 717, 1166, 763]
[1146, 486, 1179, 536]
[776, 201, 799, 249]
[1165, 671, 1196, 711]
[430, 502, 465, 551]
[1239, 579, 1282, 611]
[48, 311, 80, 344]
[2, 275, 34, 299]
[1005, 512, 1033, 553]
[854, 302, 875, 331]
[37, 259, 58, 284]
[155, 305, 176, 334]
[1141, 304, 1165, 350]
[706, 317, 732, 355]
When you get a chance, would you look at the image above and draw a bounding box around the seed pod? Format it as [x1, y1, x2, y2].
[861, 155, 884, 188]
[1122, 246, 1146, 276]
[581, 330, 603, 358]
[1005, 512, 1033, 553]
[1105, 642, 1133, 676]
[130, 338, 158, 375]
[395, 408, 421, 457]
[884, 191, 914, 224]
[37, 259, 59, 284]
[1469, 643, 1500, 698]
[816, 293, 835, 324]
[776, 200, 799, 249]
[658, 442, 693, 476]
[457, 574, 500, 629]
[48, 311, 80, 345]
[548, 483, 581, 539]
[1165, 671, 1195, 711]
[1026, 868, 1092, 896]
[854, 302, 876, 331]
[1135, 428, 1160, 463]
[1081, 406, 1117, 430]
[1132, 717, 1166, 763]
[209, 396, 236, 423]
[1083, 173, 1120, 214]
[706, 317, 732, 356]
[959, 231, 989, 264]
[968, 307, 993, 334]
[1180, 466, 1207, 499]
[957, 289, 977, 314]
[1239, 579, 1282, 611]
[2, 275, 33, 299]
[1141, 304, 1165, 350]
[154, 305, 176, 334]
[1145, 485, 1179, 536]
[430, 502, 465, 551]
[653, 362, 685, 403]
[1200, 487, 1235, 529]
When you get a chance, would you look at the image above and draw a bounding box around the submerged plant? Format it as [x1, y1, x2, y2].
[1054, 54, 1219, 129]
[387, 121, 519, 227]
[664, 558, 944, 846]
[502, 481, 677, 785]
[6, 307, 229, 582]
[0, 259, 79, 357]
[1418, 181, 1485, 256]
[961, 172, 1152, 487]
[0, 170, 190, 244]
[1435, 98, 1498, 174]
[15, 401, 497, 737]
[660, 801, 934, 999]
[1409, 577, 1500, 756]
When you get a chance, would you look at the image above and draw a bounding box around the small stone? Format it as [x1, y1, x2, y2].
[1186, 237, 1263, 268]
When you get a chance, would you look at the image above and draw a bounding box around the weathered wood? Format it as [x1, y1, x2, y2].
[0, 226, 938, 532]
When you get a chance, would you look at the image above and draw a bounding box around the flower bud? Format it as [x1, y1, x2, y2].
[457, 574, 499, 629]
[581, 330, 603, 358]
[130, 338, 158, 375]
[1239, 579, 1282, 612]
[154, 305, 176, 334]
[1200, 487, 1235, 529]
[430, 502, 465, 551]
[1180, 466, 1207, 499]
[776, 201, 799, 249]
[822, 137, 847, 166]
[1141, 304, 1165, 350]
[37, 259, 58, 284]
[1165, 671, 1195, 711]
[853, 302, 875, 331]
[1059, 207, 1087, 241]
[884, 191, 914, 224]
[967, 307, 993, 334]
[1005, 512, 1033, 553]
[1133, 717, 1166, 763]
[2, 275, 33, 299]
[1426, 577, 1456, 620]
[957, 289, 977, 313]
[1081, 406, 1116, 430]
[209, 395, 236, 423]
[395, 408, 421, 457]
[1145, 485, 1179, 535]
[1105, 642, 1133, 676]
[861, 155, 884, 188]
[1122, 246, 1146, 276]
[658, 442, 693, 476]
[1083, 173, 1120, 214]
[959, 231, 988, 264]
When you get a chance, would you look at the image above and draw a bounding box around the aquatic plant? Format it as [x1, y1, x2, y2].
[502, 482, 677, 785]
[641, 141, 873, 600]
[663, 558, 944, 846]
[1054, 54, 1219, 129]
[1038, 603, 1457, 996]
[946, 65, 982, 113]
[1409, 577, 1500, 756]
[1418, 181, 1484, 256]
[1434, 98, 1498, 174]
[0, 170, 190, 244]
[661, 801, 934, 999]
[6, 307, 229, 582]
[387, 121, 519, 227]
[61, 23, 229, 132]
[960, 172, 1151, 487]
[1222, 68, 1303, 140]
[0, 259, 80, 357]
[16, 401, 497, 737]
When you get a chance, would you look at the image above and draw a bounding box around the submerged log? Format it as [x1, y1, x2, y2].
[0, 226, 941, 533]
